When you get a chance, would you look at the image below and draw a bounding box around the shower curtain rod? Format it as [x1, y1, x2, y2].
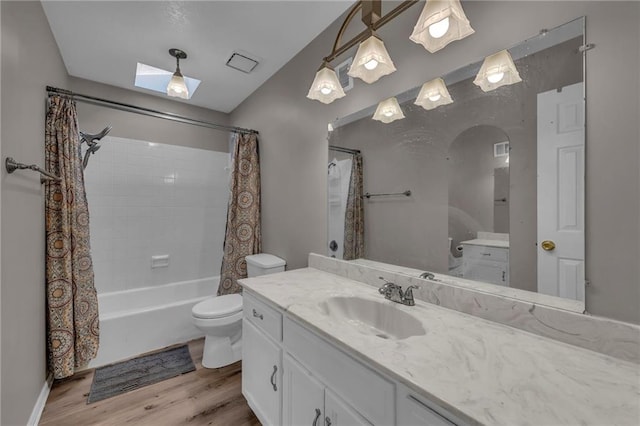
[46, 86, 259, 135]
[329, 145, 361, 155]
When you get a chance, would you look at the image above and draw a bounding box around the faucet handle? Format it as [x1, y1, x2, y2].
[378, 277, 392, 293]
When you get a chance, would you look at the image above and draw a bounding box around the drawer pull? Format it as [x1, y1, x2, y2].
[325, 416, 332, 426]
[482, 253, 491, 256]
[312, 408, 321, 426]
[502, 271, 506, 282]
[270, 365, 278, 391]
[252, 309, 264, 320]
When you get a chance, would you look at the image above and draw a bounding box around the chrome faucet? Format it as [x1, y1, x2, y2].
[419, 271, 436, 280]
[378, 277, 418, 306]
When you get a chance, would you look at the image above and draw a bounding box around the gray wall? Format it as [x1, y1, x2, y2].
[69, 77, 231, 152]
[1, 2, 69, 424]
[0, 3, 233, 423]
[230, 1, 640, 324]
[448, 125, 509, 249]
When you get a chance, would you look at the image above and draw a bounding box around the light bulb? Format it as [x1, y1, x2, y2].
[505, 156, 509, 164]
[383, 110, 394, 117]
[364, 59, 379, 70]
[320, 87, 332, 95]
[487, 71, 505, 84]
[428, 17, 450, 39]
[428, 93, 442, 102]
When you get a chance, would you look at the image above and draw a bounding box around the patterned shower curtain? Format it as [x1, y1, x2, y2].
[45, 95, 99, 379]
[218, 132, 262, 295]
[343, 154, 364, 260]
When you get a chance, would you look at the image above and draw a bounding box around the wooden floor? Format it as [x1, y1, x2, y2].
[40, 339, 261, 425]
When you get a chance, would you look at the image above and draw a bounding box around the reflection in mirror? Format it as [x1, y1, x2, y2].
[327, 17, 585, 307]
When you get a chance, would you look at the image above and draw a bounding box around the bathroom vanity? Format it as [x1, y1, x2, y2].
[242, 288, 459, 426]
[460, 232, 510, 286]
[240, 266, 639, 426]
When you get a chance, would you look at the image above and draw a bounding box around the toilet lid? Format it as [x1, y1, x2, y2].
[192, 294, 243, 319]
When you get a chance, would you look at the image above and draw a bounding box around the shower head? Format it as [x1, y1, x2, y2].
[80, 125, 111, 169]
[80, 125, 112, 146]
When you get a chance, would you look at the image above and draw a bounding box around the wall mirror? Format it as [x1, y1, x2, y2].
[327, 17, 586, 310]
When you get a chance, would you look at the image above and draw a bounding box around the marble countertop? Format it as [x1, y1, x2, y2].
[349, 257, 585, 313]
[460, 238, 510, 248]
[240, 268, 639, 426]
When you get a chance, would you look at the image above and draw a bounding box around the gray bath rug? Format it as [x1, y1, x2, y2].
[87, 344, 196, 403]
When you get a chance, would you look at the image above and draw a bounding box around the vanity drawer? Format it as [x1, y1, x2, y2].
[284, 317, 394, 426]
[396, 384, 460, 426]
[244, 292, 282, 342]
[462, 244, 508, 262]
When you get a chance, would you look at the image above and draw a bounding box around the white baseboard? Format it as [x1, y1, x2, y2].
[27, 373, 53, 426]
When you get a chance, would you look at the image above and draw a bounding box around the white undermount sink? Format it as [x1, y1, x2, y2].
[318, 296, 426, 340]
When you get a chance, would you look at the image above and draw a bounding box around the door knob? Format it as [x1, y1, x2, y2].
[541, 240, 556, 251]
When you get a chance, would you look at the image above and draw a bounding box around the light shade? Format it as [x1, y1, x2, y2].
[167, 71, 189, 99]
[372, 97, 405, 123]
[415, 77, 453, 110]
[410, 0, 474, 53]
[348, 35, 396, 84]
[306, 66, 346, 104]
[473, 49, 522, 92]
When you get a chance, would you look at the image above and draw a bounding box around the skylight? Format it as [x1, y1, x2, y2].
[134, 63, 201, 99]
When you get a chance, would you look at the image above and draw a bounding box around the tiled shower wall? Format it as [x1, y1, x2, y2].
[84, 136, 230, 294]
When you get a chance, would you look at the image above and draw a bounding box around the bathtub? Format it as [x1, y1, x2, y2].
[87, 277, 217, 368]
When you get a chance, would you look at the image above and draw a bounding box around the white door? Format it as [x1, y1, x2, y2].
[537, 82, 585, 301]
[242, 319, 282, 426]
[325, 389, 372, 426]
[282, 354, 325, 426]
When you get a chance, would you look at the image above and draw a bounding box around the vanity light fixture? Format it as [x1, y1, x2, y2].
[167, 48, 189, 99]
[372, 97, 405, 123]
[306, 64, 346, 104]
[307, 1, 419, 103]
[348, 32, 396, 84]
[414, 77, 453, 110]
[473, 49, 522, 92]
[410, 0, 474, 53]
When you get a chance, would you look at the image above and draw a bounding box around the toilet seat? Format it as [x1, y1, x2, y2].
[192, 294, 243, 319]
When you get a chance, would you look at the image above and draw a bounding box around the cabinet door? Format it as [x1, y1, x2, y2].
[462, 260, 508, 286]
[242, 319, 282, 426]
[283, 354, 325, 426]
[325, 389, 371, 426]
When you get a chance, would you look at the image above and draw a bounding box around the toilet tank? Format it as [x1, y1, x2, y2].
[245, 253, 286, 277]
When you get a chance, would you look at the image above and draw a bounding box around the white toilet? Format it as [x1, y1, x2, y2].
[192, 253, 286, 368]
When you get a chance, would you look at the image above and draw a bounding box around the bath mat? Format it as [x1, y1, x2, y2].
[87, 344, 196, 403]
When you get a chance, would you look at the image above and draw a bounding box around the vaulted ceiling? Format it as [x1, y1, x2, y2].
[42, 1, 353, 113]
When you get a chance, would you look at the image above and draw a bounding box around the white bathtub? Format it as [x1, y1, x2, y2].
[87, 277, 217, 368]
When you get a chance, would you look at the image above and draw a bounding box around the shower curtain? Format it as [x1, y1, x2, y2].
[44, 95, 99, 379]
[218, 132, 262, 295]
[343, 154, 364, 260]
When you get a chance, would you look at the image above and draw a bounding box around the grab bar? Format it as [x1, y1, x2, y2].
[364, 190, 411, 199]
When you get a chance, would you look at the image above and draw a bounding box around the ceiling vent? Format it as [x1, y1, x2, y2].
[335, 57, 354, 92]
[226, 52, 259, 74]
